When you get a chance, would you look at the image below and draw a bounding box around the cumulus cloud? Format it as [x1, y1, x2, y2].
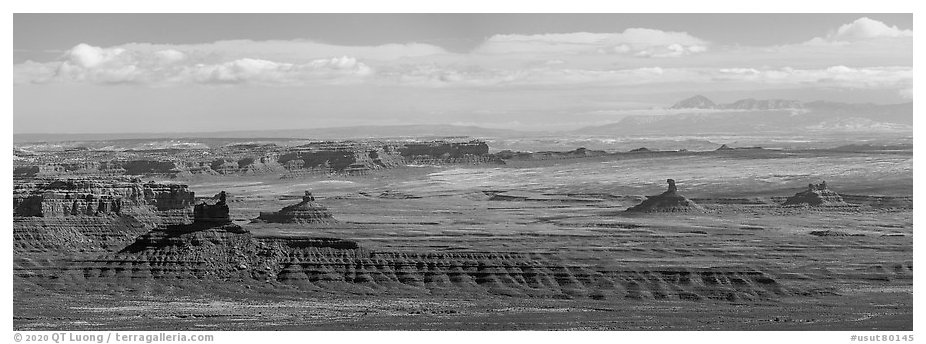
[807, 17, 912, 44]
[119, 40, 450, 63]
[473, 28, 709, 57]
[12, 31, 911, 99]
[154, 49, 186, 63]
[16, 43, 374, 85]
[189, 56, 372, 85]
[831, 17, 912, 40]
[16, 43, 911, 94]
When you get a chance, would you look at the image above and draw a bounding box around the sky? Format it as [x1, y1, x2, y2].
[13, 13, 914, 134]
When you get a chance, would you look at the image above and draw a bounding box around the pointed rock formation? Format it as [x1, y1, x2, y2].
[782, 181, 849, 207]
[716, 144, 735, 151]
[256, 191, 338, 224]
[626, 179, 705, 213]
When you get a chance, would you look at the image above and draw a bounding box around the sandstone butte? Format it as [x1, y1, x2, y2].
[255, 191, 338, 224]
[782, 181, 850, 207]
[626, 179, 705, 213]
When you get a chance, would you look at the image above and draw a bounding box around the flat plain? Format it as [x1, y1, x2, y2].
[13, 141, 912, 330]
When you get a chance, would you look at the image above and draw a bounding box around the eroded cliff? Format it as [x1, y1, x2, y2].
[14, 139, 499, 179]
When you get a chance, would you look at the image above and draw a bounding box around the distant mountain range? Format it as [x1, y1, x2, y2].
[14, 96, 912, 143]
[577, 96, 911, 136]
[670, 95, 803, 110]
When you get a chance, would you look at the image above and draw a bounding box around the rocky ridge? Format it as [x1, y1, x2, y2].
[671, 95, 803, 110]
[13, 139, 499, 179]
[13, 178, 197, 254]
[42, 226, 790, 301]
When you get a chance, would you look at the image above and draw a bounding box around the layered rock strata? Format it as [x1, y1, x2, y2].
[42, 226, 789, 301]
[13, 178, 197, 254]
[14, 139, 499, 178]
[14, 178, 194, 218]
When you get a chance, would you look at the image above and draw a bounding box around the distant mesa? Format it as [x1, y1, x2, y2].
[715, 144, 764, 151]
[809, 230, 864, 237]
[565, 147, 608, 157]
[669, 95, 802, 110]
[670, 95, 716, 109]
[626, 179, 705, 213]
[13, 177, 194, 219]
[376, 190, 422, 199]
[782, 181, 849, 207]
[255, 191, 338, 224]
[629, 147, 653, 153]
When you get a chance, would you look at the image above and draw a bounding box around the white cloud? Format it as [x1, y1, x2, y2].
[190, 58, 292, 84]
[16, 43, 910, 94]
[806, 17, 912, 44]
[12, 25, 911, 98]
[119, 40, 450, 62]
[474, 28, 709, 57]
[831, 17, 912, 40]
[66, 43, 125, 68]
[13, 61, 56, 84]
[16, 43, 374, 85]
[189, 56, 372, 85]
[154, 49, 186, 63]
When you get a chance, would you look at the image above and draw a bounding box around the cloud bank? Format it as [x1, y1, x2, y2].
[13, 17, 911, 98]
[18, 43, 374, 85]
[473, 28, 709, 57]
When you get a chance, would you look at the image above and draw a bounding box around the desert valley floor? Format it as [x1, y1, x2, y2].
[13, 143, 912, 330]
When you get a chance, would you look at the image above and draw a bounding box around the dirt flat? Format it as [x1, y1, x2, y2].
[13, 149, 913, 330]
